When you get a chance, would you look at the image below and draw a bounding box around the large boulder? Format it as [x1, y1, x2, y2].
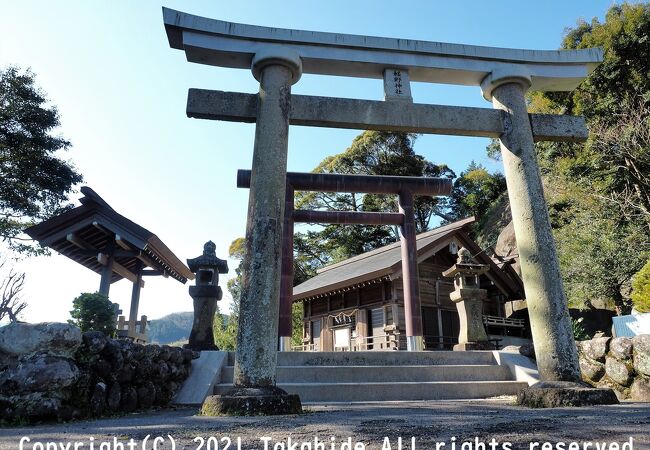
[579, 337, 610, 362]
[610, 337, 633, 360]
[605, 356, 633, 387]
[494, 221, 521, 276]
[169, 347, 184, 365]
[0, 322, 81, 357]
[5, 392, 63, 421]
[90, 382, 107, 416]
[519, 342, 536, 359]
[81, 331, 108, 355]
[106, 382, 121, 411]
[120, 386, 138, 412]
[580, 355, 605, 382]
[632, 335, 650, 376]
[633, 334, 650, 353]
[137, 380, 156, 408]
[0, 354, 79, 394]
[101, 339, 124, 371]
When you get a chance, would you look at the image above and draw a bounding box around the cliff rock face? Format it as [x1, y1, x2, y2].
[494, 220, 521, 277]
[0, 322, 197, 423]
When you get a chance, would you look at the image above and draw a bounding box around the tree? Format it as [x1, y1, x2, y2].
[554, 4, 650, 122]
[554, 201, 646, 312]
[0, 257, 26, 323]
[213, 237, 245, 350]
[295, 130, 455, 267]
[225, 237, 245, 316]
[68, 292, 115, 336]
[474, 4, 650, 312]
[291, 302, 304, 348]
[221, 236, 307, 348]
[447, 161, 507, 225]
[0, 66, 83, 255]
[631, 259, 650, 313]
[528, 4, 650, 231]
[586, 100, 650, 228]
[213, 308, 237, 351]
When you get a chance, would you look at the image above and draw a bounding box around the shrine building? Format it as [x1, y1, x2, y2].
[293, 217, 527, 351]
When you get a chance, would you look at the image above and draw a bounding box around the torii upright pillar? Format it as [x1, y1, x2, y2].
[223, 49, 303, 414]
[482, 69, 580, 382]
[482, 69, 617, 406]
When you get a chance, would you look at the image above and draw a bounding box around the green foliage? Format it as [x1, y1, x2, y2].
[532, 4, 650, 229]
[294, 130, 454, 271]
[228, 237, 245, 260]
[220, 236, 306, 350]
[554, 201, 646, 311]
[485, 139, 502, 161]
[571, 317, 590, 341]
[213, 311, 237, 350]
[448, 161, 507, 225]
[0, 66, 83, 255]
[517, 3, 650, 312]
[631, 259, 650, 313]
[68, 292, 115, 336]
[214, 238, 245, 349]
[292, 302, 304, 348]
[559, 4, 650, 120]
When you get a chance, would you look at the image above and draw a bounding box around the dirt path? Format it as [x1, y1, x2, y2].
[2, 400, 648, 450]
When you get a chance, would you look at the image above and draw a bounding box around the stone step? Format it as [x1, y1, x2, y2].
[219, 364, 511, 384]
[213, 380, 529, 402]
[225, 351, 498, 366]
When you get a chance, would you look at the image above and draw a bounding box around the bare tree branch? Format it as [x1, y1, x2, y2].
[0, 256, 27, 323]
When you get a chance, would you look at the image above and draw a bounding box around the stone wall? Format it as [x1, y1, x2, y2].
[578, 334, 650, 401]
[0, 322, 195, 423]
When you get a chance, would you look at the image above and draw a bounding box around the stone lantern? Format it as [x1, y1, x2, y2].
[442, 247, 490, 351]
[186, 241, 228, 351]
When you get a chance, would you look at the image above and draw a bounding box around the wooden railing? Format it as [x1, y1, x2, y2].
[289, 316, 523, 352]
[291, 342, 319, 352]
[482, 315, 525, 328]
[423, 335, 458, 350]
[352, 334, 405, 351]
[291, 335, 406, 351]
[116, 315, 149, 343]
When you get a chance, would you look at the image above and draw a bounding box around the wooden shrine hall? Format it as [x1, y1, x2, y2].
[25, 187, 194, 341]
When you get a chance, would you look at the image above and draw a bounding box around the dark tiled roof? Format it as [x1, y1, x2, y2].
[293, 217, 475, 300]
[25, 187, 194, 283]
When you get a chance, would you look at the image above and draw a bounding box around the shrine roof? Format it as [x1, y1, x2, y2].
[293, 217, 523, 301]
[25, 187, 194, 284]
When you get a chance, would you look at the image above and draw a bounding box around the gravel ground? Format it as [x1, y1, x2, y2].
[2, 399, 649, 450]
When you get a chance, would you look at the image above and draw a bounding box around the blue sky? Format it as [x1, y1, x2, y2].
[1, 0, 615, 323]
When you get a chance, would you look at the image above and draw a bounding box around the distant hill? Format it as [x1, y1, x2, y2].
[147, 312, 193, 344]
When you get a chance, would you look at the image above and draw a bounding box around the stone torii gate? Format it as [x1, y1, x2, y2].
[163, 8, 615, 411]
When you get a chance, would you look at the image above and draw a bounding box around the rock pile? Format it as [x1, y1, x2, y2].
[0, 322, 195, 422]
[578, 334, 650, 401]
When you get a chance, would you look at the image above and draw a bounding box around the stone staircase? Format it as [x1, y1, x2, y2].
[213, 351, 531, 403]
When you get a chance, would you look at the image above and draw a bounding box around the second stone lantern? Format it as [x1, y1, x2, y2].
[186, 241, 229, 351]
[442, 247, 491, 351]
